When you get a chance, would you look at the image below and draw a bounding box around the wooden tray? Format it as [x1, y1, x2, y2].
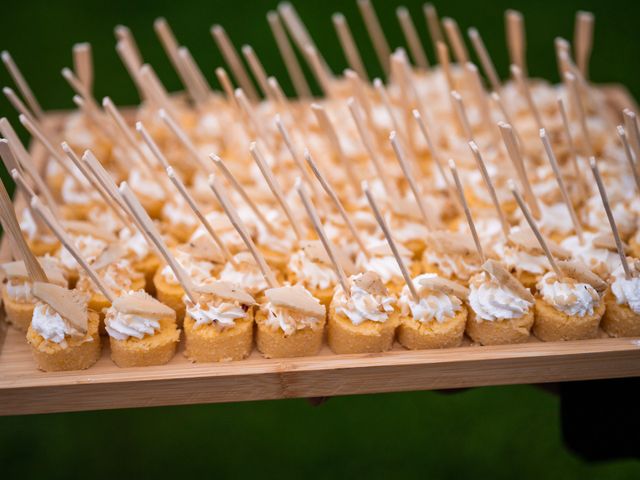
[1, 85, 639, 417]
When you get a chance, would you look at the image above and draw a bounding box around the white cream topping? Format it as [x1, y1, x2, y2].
[61, 175, 98, 205]
[560, 233, 622, 277]
[423, 250, 481, 281]
[469, 272, 532, 321]
[6, 279, 35, 302]
[19, 207, 56, 243]
[537, 272, 600, 317]
[287, 250, 337, 290]
[332, 275, 395, 326]
[263, 287, 324, 335]
[611, 269, 640, 314]
[494, 243, 550, 275]
[119, 228, 151, 261]
[105, 311, 161, 341]
[161, 250, 214, 286]
[58, 235, 107, 271]
[129, 168, 165, 200]
[31, 303, 84, 347]
[186, 299, 246, 328]
[398, 274, 462, 323]
[355, 249, 409, 285]
[219, 253, 269, 294]
[162, 198, 198, 228]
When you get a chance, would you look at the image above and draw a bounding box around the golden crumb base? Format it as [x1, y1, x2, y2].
[255, 309, 325, 358]
[132, 254, 161, 295]
[138, 193, 164, 220]
[533, 297, 605, 341]
[327, 307, 399, 354]
[27, 237, 60, 257]
[153, 271, 187, 325]
[467, 308, 534, 345]
[629, 236, 640, 258]
[260, 246, 290, 274]
[46, 172, 65, 198]
[514, 270, 540, 290]
[160, 221, 197, 244]
[26, 311, 101, 372]
[602, 291, 640, 338]
[1, 287, 35, 332]
[59, 202, 96, 221]
[404, 239, 427, 260]
[397, 307, 467, 350]
[109, 317, 180, 367]
[184, 310, 254, 362]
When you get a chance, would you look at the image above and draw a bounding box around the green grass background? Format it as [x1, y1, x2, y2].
[1, 0, 639, 478]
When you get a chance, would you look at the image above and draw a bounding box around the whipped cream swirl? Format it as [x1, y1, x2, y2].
[537, 272, 600, 317]
[469, 272, 532, 321]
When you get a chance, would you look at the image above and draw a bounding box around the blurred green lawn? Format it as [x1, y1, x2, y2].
[1, 0, 639, 478]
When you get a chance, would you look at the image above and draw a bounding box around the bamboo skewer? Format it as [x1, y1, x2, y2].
[296, 180, 350, 296]
[249, 142, 303, 241]
[565, 72, 594, 156]
[304, 148, 370, 259]
[31, 196, 115, 301]
[509, 181, 563, 278]
[242, 45, 275, 102]
[267, 11, 311, 99]
[557, 97, 583, 183]
[623, 109, 640, 160]
[442, 17, 469, 64]
[157, 109, 209, 171]
[72, 43, 93, 94]
[423, 4, 444, 48]
[390, 132, 434, 230]
[357, 0, 391, 76]
[165, 166, 235, 265]
[539, 128, 584, 241]
[574, 11, 594, 80]
[468, 141, 510, 240]
[506, 10, 527, 76]
[511, 65, 542, 130]
[3, 87, 40, 131]
[120, 182, 197, 302]
[467, 28, 501, 93]
[333, 13, 369, 82]
[211, 25, 258, 102]
[397, 7, 429, 69]
[589, 158, 632, 280]
[617, 125, 640, 194]
[363, 181, 420, 303]
[449, 159, 485, 264]
[208, 175, 278, 288]
[1, 51, 44, 119]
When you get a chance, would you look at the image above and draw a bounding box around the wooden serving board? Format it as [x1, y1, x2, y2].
[1, 85, 639, 417]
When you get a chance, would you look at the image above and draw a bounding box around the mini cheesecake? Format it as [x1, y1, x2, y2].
[1, 259, 67, 331]
[105, 290, 180, 367]
[26, 283, 101, 372]
[183, 281, 256, 362]
[256, 285, 326, 358]
[328, 271, 398, 354]
[397, 274, 468, 350]
[534, 260, 607, 341]
[287, 240, 355, 306]
[467, 261, 535, 345]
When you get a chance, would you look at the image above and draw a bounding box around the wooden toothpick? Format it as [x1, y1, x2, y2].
[164, 166, 235, 265]
[511, 65, 542, 130]
[266, 11, 311, 99]
[209, 154, 274, 233]
[357, 0, 391, 76]
[557, 96, 583, 183]
[3, 87, 40, 131]
[435, 41, 455, 94]
[505, 10, 527, 76]
[498, 121, 541, 219]
[623, 109, 640, 161]
[119, 182, 197, 302]
[304, 45, 332, 97]
[450, 90, 473, 141]
[589, 158, 632, 279]
[396, 7, 429, 70]
[31, 196, 114, 301]
[448, 159, 485, 263]
[304, 148, 370, 259]
[539, 129, 584, 241]
[134, 121, 179, 193]
[157, 109, 209, 171]
[467, 28, 501, 93]
[249, 141, 303, 241]
[617, 125, 640, 194]
[242, 45, 274, 102]
[333, 13, 369, 81]
[390, 131, 434, 230]
[468, 141, 510, 240]
[565, 72, 594, 156]
[296, 180, 350, 296]
[73, 43, 93, 94]
[574, 11, 594, 80]
[0, 180, 47, 283]
[509, 181, 563, 278]
[442, 17, 469, 64]
[423, 4, 444, 47]
[1, 51, 44, 119]
[208, 175, 278, 288]
[211, 24, 258, 102]
[363, 181, 420, 303]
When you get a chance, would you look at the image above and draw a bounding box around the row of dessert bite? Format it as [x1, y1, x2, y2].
[1, 2, 639, 372]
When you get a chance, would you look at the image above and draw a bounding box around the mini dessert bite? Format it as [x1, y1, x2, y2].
[287, 240, 355, 306]
[421, 231, 482, 283]
[255, 284, 326, 358]
[329, 271, 398, 353]
[105, 290, 179, 367]
[18, 207, 60, 256]
[183, 280, 256, 362]
[467, 260, 535, 345]
[27, 282, 101, 372]
[603, 261, 640, 337]
[534, 260, 607, 341]
[397, 274, 468, 350]
[1, 258, 66, 331]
